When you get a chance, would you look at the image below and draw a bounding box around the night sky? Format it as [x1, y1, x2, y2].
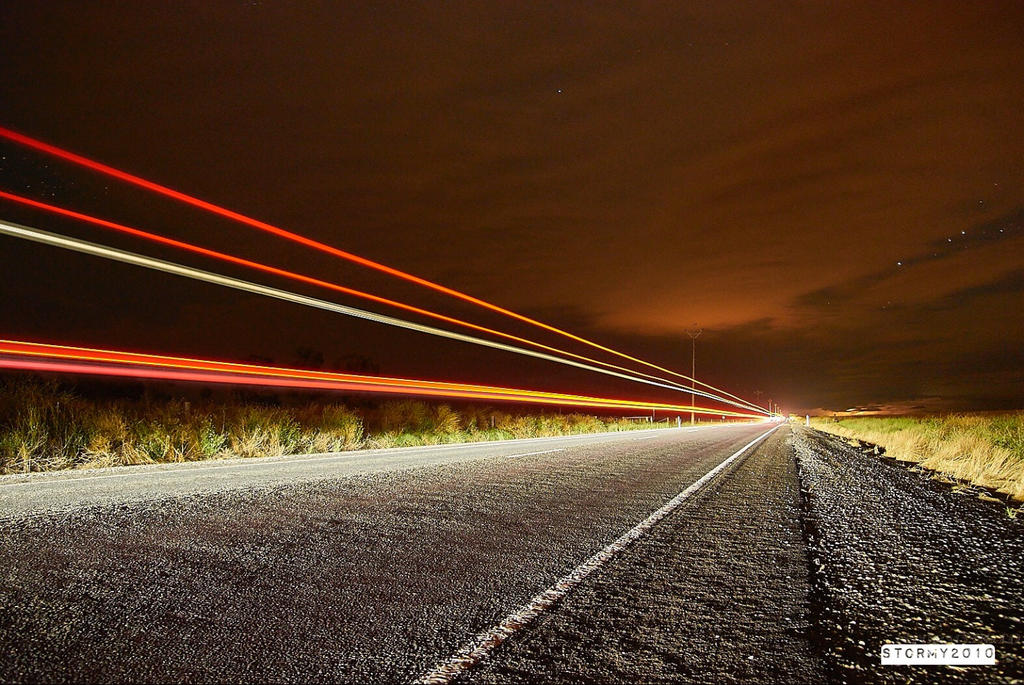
[1, 2, 1022, 414]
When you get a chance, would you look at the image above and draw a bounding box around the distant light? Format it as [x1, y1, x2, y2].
[962, 230, 966, 235]
[897, 261, 902, 266]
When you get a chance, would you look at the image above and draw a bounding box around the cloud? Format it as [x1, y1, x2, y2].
[794, 208, 1024, 311]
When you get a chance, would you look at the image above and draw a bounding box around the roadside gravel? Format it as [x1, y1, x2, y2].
[794, 427, 1024, 683]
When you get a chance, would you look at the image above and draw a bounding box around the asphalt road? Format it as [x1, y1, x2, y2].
[0, 423, 780, 682]
[466, 425, 823, 684]
[4, 424, 1018, 683]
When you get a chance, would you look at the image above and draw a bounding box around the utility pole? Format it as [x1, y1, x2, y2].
[686, 325, 702, 426]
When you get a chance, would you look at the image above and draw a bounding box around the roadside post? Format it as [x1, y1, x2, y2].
[686, 325, 702, 426]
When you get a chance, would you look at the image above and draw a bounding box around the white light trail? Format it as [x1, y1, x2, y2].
[0, 219, 769, 414]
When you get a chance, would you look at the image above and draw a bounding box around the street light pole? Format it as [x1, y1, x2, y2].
[686, 325, 702, 426]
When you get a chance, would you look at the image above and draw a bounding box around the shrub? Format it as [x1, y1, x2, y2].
[0, 378, 688, 474]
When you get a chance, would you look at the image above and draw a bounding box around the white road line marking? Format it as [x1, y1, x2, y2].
[0, 423, 767, 490]
[507, 449, 565, 458]
[414, 425, 779, 685]
[0, 437, 626, 488]
[0, 452, 373, 487]
[0, 424, 747, 489]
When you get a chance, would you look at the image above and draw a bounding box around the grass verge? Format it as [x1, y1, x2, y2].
[0, 378, 687, 474]
[810, 413, 1024, 502]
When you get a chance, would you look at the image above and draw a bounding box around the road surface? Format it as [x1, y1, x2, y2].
[2, 423, 1020, 683]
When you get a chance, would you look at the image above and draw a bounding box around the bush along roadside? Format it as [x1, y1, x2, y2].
[0, 378, 679, 474]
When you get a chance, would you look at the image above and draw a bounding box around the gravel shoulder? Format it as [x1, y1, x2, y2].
[794, 426, 1024, 683]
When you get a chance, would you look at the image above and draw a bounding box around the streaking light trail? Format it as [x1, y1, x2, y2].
[0, 191, 766, 413]
[0, 126, 764, 412]
[0, 217, 764, 412]
[0, 339, 764, 418]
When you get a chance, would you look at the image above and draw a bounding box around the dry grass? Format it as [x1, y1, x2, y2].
[0, 378, 679, 474]
[811, 413, 1024, 501]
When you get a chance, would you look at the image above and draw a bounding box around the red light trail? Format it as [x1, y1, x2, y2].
[0, 190, 766, 413]
[0, 125, 764, 412]
[0, 216, 768, 413]
[0, 339, 764, 419]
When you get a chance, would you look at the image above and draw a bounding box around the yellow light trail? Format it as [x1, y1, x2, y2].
[0, 339, 765, 418]
[0, 126, 767, 413]
[0, 190, 767, 413]
[0, 218, 764, 412]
